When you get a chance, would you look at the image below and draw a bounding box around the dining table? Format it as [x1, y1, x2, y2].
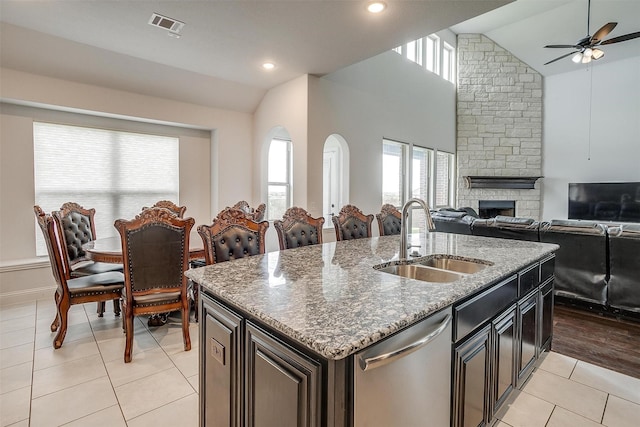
[82, 233, 205, 264]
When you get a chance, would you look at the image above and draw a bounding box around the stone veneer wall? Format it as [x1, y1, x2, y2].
[456, 34, 543, 220]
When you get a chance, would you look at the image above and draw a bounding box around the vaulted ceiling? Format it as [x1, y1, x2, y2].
[1, 1, 639, 113]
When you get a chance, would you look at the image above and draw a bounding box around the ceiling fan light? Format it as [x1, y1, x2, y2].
[582, 54, 592, 64]
[572, 52, 583, 63]
[583, 47, 593, 58]
[592, 48, 605, 60]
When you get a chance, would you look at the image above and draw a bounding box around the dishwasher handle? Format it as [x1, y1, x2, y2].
[358, 314, 452, 372]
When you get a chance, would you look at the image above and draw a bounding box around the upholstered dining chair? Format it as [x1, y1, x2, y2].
[114, 207, 195, 363]
[35, 206, 124, 349]
[52, 202, 123, 316]
[195, 208, 269, 320]
[376, 204, 403, 236]
[332, 204, 374, 241]
[274, 207, 325, 250]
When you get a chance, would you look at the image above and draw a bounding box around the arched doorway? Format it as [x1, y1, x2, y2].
[322, 134, 349, 227]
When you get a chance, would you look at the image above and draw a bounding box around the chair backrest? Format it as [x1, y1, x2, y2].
[52, 202, 97, 265]
[198, 208, 269, 264]
[150, 200, 187, 218]
[232, 200, 266, 222]
[274, 207, 325, 250]
[376, 204, 402, 236]
[332, 204, 374, 241]
[34, 206, 69, 288]
[114, 207, 194, 294]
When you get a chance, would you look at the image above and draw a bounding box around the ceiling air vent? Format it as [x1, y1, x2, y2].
[148, 13, 185, 34]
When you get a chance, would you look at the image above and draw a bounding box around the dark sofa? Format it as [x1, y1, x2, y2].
[431, 209, 640, 318]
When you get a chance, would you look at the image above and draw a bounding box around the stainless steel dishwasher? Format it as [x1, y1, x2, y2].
[353, 306, 452, 427]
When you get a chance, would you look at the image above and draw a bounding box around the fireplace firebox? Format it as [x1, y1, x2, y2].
[479, 200, 515, 219]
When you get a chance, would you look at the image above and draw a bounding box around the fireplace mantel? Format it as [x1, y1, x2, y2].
[464, 176, 542, 189]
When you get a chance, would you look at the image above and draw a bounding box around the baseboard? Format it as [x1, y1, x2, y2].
[555, 295, 640, 323]
[0, 285, 56, 307]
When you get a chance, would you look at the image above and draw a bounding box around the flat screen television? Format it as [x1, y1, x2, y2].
[568, 182, 640, 222]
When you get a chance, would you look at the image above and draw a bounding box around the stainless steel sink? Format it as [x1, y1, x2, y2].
[376, 264, 464, 283]
[418, 257, 489, 274]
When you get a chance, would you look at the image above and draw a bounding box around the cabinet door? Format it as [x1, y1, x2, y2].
[454, 325, 491, 427]
[201, 296, 243, 427]
[539, 278, 554, 352]
[492, 306, 516, 415]
[517, 290, 538, 386]
[245, 322, 321, 427]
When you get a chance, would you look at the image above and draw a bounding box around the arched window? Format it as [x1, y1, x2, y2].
[267, 137, 292, 220]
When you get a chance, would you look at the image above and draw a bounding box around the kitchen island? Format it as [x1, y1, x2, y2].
[186, 232, 558, 427]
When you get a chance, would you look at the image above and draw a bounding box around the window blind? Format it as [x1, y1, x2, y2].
[34, 122, 179, 256]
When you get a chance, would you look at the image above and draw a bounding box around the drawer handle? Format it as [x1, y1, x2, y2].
[358, 314, 452, 371]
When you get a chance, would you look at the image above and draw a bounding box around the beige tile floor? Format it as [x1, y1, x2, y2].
[1, 299, 639, 426]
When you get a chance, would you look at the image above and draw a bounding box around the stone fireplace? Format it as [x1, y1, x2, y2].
[456, 34, 543, 220]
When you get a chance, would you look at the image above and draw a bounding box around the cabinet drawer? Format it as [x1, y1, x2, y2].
[518, 263, 539, 297]
[454, 275, 517, 342]
[540, 255, 555, 283]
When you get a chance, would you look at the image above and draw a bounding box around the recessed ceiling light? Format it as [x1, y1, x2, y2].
[367, 1, 387, 14]
[262, 62, 276, 70]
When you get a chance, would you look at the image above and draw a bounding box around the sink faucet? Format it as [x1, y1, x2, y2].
[399, 198, 436, 261]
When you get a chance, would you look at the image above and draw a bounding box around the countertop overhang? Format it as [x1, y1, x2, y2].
[186, 233, 557, 360]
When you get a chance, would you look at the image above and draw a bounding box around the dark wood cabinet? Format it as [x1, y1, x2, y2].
[517, 289, 538, 386]
[245, 322, 321, 427]
[200, 293, 322, 427]
[539, 278, 554, 352]
[453, 255, 555, 427]
[491, 305, 516, 416]
[453, 325, 491, 427]
[201, 297, 243, 427]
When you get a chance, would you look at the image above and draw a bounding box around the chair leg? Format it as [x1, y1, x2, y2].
[50, 291, 61, 332]
[124, 309, 134, 363]
[97, 301, 106, 317]
[53, 299, 70, 349]
[113, 298, 121, 316]
[182, 299, 191, 352]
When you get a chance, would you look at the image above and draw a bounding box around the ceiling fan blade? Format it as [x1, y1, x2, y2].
[591, 22, 617, 44]
[544, 44, 581, 49]
[544, 51, 578, 65]
[600, 31, 640, 45]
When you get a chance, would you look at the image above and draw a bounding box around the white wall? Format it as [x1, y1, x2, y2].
[308, 50, 457, 219]
[0, 68, 253, 304]
[542, 57, 640, 220]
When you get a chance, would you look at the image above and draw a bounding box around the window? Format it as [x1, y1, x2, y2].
[34, 122, 179, 255]
[442, 42, 455, 83]
[435, 151, 455, 208]
[382, 140, 407, 207]
[406, 38, 423, 66]
[382, 139, 433, 209]
[267, 138, 292, 220]
[392, 33, 454, 84]
[425, 34, 440, 74]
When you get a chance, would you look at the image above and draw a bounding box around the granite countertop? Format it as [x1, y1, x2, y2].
[185, 232, 557, 360]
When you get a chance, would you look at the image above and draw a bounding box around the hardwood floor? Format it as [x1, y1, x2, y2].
[552, 303, 640, 379]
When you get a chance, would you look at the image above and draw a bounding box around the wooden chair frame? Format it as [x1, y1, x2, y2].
[35, 206, 123, 349]
[376, 203, 403, 236]
[115, 207, 195, 362]
[332, 204, 374, 241]
[53, 202, 121, 316]
[150, 200, 187, 218]
[274, 207, 325, 250]
[232, 200, 266, 222]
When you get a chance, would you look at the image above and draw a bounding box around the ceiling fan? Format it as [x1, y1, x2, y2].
[544, 0, 640, 65]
